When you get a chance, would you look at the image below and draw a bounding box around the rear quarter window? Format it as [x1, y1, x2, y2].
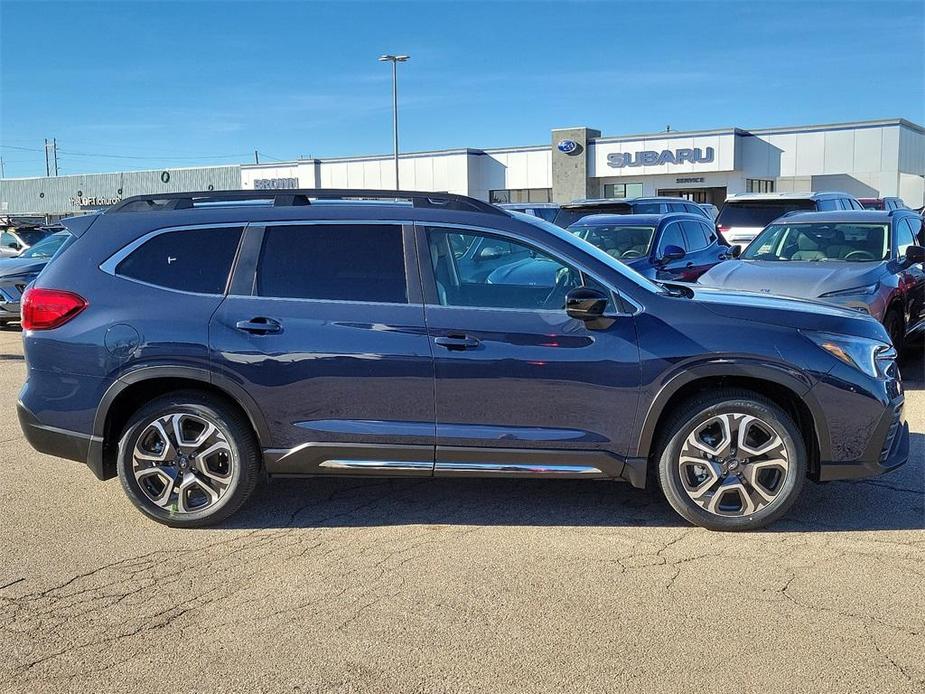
[115, 226, 243, 294]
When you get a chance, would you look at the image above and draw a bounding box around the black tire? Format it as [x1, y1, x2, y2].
[117, 390, 260, 528]
[657, 389, 806, 531]
[884, 308, 905, 356]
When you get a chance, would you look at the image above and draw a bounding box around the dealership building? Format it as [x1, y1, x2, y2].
[2, 117, 923, 217]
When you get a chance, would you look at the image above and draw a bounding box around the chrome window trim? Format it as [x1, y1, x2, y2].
[99, 222, 247, 297]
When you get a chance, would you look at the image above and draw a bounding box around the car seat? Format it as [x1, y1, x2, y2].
[790, 233, 826, 261]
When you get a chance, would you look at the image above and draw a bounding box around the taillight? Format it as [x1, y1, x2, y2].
[21, 288, 88, 330]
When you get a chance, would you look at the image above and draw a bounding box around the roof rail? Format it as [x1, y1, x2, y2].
[107, 189, 507, 216]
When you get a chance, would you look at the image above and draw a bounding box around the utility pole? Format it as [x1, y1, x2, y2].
[254, 150, 259, 164]
[0, 157, 5, 178]
[378, 54, 410, 189]
[53, 138, 59, 176]
[44, 138, 50, 176]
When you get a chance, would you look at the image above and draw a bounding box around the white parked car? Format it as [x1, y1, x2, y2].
[716, 192, 864, 246]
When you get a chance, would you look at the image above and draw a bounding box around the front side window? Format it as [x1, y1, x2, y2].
[1, 231, 19, 250]
[743, 223, 889, 262]
[568, 223, 655, 260]
[257, 224, 407, 303]
[115, 226, 243, 294]
[426, 228, 609, 311]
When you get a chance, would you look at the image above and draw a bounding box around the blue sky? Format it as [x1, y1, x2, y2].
[1, 0, 923, 178]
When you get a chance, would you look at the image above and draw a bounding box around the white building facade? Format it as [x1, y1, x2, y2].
[2, 118, 922, 217]
[241, 118, 925, 208]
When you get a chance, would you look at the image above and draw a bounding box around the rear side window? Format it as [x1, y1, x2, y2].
[115, 227, 242, 294]
[681, 220, 711, 250]
[257, 224, 407, 303]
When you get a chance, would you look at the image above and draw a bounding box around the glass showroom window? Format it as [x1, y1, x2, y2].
[747, 179, 775, 193]
[489, 188, 552, 204]
[602, 182, 643, 199]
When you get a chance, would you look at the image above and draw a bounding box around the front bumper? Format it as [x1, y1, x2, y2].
[818, 397, 909, 481]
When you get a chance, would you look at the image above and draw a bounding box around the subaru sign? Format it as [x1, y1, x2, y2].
[607, 146, 715, 168]
[557, 139, 579, 154]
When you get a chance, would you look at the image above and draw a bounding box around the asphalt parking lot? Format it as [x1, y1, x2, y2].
[0, 330, 922, 694]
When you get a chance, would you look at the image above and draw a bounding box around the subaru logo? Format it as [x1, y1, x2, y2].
[557, 139, 579, 154]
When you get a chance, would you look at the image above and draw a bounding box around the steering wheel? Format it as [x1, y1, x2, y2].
[621, 249, 644, 259]
[542, 266, 581, 309]
[844, 250, 876, 261]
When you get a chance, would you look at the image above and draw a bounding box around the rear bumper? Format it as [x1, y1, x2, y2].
[17, 402, 107, 479]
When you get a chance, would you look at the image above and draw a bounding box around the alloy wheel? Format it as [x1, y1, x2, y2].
[678, 413, 790, 517]
[132, 412, 236, 514]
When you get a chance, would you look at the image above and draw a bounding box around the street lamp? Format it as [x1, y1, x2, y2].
[378, 54, 409, 190]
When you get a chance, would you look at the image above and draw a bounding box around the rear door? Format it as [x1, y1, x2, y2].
[210, 220, 436, 476]
[680, 219, 728, 279]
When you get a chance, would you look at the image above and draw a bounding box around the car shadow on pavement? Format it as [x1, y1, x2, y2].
[220, 432, 923, 533]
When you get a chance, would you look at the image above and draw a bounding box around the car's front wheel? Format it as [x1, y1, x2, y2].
[657, 391, 806, 531]
[117, 391, 260, 527]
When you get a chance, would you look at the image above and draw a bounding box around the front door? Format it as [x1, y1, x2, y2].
[210, 221, 436, 476]
[418, 225, 641, 478]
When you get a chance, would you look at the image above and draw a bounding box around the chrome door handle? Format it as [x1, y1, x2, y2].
[235, 317, 282, 335]
[434, 335, 480, 351]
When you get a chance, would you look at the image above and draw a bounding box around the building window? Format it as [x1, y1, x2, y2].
[489, 188, 552, 204]
[602, 182, 643, 199]
[747, 179, 775, 193]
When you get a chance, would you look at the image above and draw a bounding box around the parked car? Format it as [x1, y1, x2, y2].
[553, 196, 712, 228]
[716, 192, 864, 247]
[485, 213, 732, 287]
[0, 230, 71, 326]
[0, 225, 58, 258]
[497, 202, 559, 223]
[19, 190, 908, 531]
[698, 203, 719, 220]
[698, 210, 925, 352]
[858, 197, 908, 211]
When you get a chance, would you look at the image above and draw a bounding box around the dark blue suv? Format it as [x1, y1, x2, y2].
[18, 190, 910, 531]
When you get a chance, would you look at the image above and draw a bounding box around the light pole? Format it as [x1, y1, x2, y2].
[378, 54, 409, 190]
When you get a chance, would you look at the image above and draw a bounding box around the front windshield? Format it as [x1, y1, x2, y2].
[742, 223, 889, 262]
[20, 232, 69, 258]
[512, 212, 665, 294]
[568, 223, 656, 260]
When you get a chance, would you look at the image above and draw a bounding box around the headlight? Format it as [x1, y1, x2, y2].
[819, 283, 879, 298]
[802, 330, 895, 378]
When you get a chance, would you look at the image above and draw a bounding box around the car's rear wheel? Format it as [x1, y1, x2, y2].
[657, 391, 806, 531]
[117, 391, 260, 527]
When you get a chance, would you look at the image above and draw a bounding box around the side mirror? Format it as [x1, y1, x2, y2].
[904, 245, 925, 265]
[7, 242, 20, 250]
[659, 245, 686, 263]
[565, 287, 609, 321]
[729, 244, 742, 258]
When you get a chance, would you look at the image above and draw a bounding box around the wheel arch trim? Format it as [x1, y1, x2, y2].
[93, 365, 270, 444]
[634, 358, 829, 461]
